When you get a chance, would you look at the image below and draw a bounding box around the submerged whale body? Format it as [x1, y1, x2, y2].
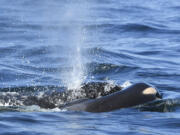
[63, 83, 161, 112]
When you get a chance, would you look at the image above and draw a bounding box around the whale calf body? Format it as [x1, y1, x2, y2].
[63, 83, 161, 112]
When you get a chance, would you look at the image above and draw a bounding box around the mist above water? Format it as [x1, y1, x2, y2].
[63, 25, 87, 90]
[43, 1, 90, 89]
[60, 2, 89, 90]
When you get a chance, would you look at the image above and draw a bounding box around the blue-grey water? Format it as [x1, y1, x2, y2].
[1, 0, 180, 134]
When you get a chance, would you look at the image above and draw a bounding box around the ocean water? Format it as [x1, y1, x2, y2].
[0, 0, 180, 134]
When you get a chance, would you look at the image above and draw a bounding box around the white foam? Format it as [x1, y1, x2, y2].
[121, 81, 132, 88]
[16, 105, 66, 112]
[104, 80, 116, 92]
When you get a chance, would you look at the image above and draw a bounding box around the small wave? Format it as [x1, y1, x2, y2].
[87, 62, 138, 76]
[0, 105, 64, 112]
[87, 47, 136, 60]
[0, 45, 24, 57]
[122, 23, 158, 32]
[137, 98, 180, 112]
[169, 6, 180, 10]
[135, 50, 164, 56]
[0, 85, 63, 92]
[86, 22, 180, 35]
[85, 23, 157, 32]
[19, 46, 51, 58]
[137, 70, 180, 78]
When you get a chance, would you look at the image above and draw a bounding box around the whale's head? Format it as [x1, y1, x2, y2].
[139, 83, 162, 99]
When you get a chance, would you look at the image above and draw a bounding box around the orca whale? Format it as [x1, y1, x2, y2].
[0, 82, 161, 112]
[63, 83, 161, 112]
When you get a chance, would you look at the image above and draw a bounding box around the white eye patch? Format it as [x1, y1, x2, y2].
[142, 87, 157, 95]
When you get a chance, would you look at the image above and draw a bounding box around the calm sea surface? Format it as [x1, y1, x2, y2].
[0, 0, 180, 134]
